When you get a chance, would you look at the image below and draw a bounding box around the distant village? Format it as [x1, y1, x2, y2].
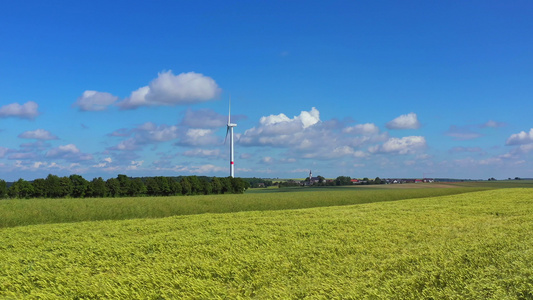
[275, 171, 436, 188]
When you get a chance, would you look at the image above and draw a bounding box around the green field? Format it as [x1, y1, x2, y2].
[1, 184, 532, 298]
[0, 184, 494, 228]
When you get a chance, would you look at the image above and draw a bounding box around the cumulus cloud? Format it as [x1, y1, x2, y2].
[343, 123, 380, 135]
[445, 125, 482, 141]
[177, 129, 219, 146]
[482, 120, 506, 128]
[108, 120, 221, 153]
[154, 163, 226, 174]
[46, 144, 80, 157]
[0, 101, 40, 120]
[506, 128, 533, 145]
[240, 107, 321, 147]
[260, 107, 320, 129]
[18, 129, 58, 140]
[109, 122, 180, 151]
[449, 146, 483, 154]
[0, 147, 7, 158]
[126, 160, 144, 170]
[117, 71, 221, 109]
[8, 152, 38, 160]
[46, 144, 93, 161]
[386, 113, 420, 130]
[181, 109, 235, 129]
[370, 136, 427, 154]
[260, 156, 274, 164]
[73, 90, 119, 111]
[183, 148, 222, 158]
[330, 146, 369, 158]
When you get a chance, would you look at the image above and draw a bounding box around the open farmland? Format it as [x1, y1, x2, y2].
[0, 184, 496, 228]
[1, 188, 532, 298]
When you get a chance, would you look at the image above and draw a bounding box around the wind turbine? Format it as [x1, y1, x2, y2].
[225, 97, 237, 177]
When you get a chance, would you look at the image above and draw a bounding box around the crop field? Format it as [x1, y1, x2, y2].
[1, 187, 532, 298]
[0, 185, 495, 228]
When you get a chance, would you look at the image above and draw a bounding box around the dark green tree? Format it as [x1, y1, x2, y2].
[374, 177, 382, 184]
[145, 178, 160, 196]
[8, 178, 34, 199]
[59, 176, 73, 197]
[169, 180, 182, 196]
[155, 177, 171, 196]
[335, 176, 352, 186]
[201, 180, 212, 195]
[45, 174, 61, 198]
[88, 177, 107, 197]
[70, 174, 89, 198]
[230, 177, 248, 194]
[117, 174, 131, 197]
[32, 178, 47, 198]
[180, 177, 192, 195]
[0, 179, 7, 199]
[128, 178, 146, 196]
[187, 176, 202, 195]
[211, 177, 222, 194]
[220, 177, 232, 194]
[106, 178, 121, 197]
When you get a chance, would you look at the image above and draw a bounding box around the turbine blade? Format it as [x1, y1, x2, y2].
[224, 126, 229, 145]
[228, 95, 231, 124]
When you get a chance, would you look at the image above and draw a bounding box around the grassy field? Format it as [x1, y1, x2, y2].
[1, 188, 532, 298]
[0, 184, 497, 228]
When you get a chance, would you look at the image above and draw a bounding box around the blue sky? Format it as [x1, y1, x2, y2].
[1, 0, 532, 181]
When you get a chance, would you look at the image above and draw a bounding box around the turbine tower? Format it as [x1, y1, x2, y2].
[225, 97, 237, 177]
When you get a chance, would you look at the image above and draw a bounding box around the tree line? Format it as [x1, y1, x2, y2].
[0, 174, 250, 199]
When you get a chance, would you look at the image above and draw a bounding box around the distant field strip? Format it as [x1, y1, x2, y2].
[0, 187, 492, 228]
[1, 188, 532, 298]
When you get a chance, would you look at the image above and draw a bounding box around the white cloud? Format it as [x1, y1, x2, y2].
[370, 136, 427, 154]
[0, 101, 40, 120]
[449, 146, 483, 153]
[261, 156, 274, 164]
[518, 144, 533, 153]
[240, 107, 321, 147]
[0, 147, 8, 158]
[109, 122, 180, 151]
[73, 90, 118, 111]
[157, 164, 226, 174]
[445, 125, 482, 141]
[8, 152, 38, 160]
[112, 138, 139, 151]
[259, 107, 320, 129]
[178, 128, 219, 146]
[46, 144, 93, 161]
[181, 109, 228, 128]
[482, 120, 506, 128]
[506, 128, 533, 145]
[33, 161, 47, 169]
[183, 148, 222, 158]
[343, 123, 380, 135]
[240, 153, 252, 159]
[117, 71, 221, 109]
[259, 113, 291, 126]
[46, 144, 80, 157]
[386, 112, 420, 130]
[18, 129, 58, 140]
[126, 160, 144, 170]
